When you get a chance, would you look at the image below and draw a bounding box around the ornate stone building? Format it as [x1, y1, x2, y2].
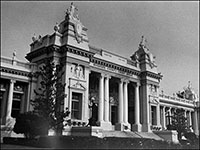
[1, 3, 199, 137]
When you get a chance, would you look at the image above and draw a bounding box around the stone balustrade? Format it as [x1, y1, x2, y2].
[159, 94, 195, 105]
[1, 57, 36, 70]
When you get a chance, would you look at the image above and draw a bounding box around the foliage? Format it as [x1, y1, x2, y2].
[13, 111, 48, 139]
[184, 132, 199, 147]
[167, 108, 189, 140]
[31, 59, 70, 135]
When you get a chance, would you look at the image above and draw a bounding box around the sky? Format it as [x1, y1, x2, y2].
[1, 1, 199, 96]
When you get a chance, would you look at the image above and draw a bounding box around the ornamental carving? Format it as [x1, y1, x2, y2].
[14, 85, 23, 92]
[149, 84, 157, 96]
[139, 36, 157, 68]
[72, 81, 86, 90]
[65, 2, 83, 43]
[70, 64, 85, 79]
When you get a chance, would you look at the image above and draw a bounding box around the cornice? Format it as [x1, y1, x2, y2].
[90, 57, 140, 77]
[0, 66, 31, 77]
[140, 71, 163, 80]
[26, 45, 61, 61]
[60, 45, 95, 58]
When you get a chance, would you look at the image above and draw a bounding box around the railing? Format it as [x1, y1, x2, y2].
[159, 94, 195, 105]
[1, 57, 13, 65]
[1, 56, 36, 70]
[127, 59, 137, 67]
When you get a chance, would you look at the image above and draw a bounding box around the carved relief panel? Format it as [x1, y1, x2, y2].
[70, 63, 85, 80]
[149, 84, 157, 96]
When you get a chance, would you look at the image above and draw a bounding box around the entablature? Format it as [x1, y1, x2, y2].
[0, 67, 31, 78]
[90, 57, 140, 77]
[140, 71, 163, 80]
[159, 95, 195, 108]
[60, 45, 94, 58]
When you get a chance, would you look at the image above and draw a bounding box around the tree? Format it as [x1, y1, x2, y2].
[31, 58, 70, 136]
[13, 112, 48, 139]
[167, 108, 189, 140]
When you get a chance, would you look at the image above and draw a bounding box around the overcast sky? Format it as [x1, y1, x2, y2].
[1, 1, 199, 95]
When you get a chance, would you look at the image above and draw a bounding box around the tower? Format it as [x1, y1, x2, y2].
[26, 3, 94, 125]
[131, 36, 163, 132]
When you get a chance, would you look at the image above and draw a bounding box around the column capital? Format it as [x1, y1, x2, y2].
[132, 82, 140, 87]
[97, 73, 106, 79]
[88, 70, 92, 74]
[10, 79, 16, 83]
[124, 79, 130, 84]
[117, 78, 125, 84]
[105, 74, 111, 79]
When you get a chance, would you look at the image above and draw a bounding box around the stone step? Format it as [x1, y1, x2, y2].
[102, 131, 164, 141]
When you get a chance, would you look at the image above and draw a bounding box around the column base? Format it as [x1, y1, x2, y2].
[115, 123, 131, 131]
[142, 123, 152, 132]
[132, 123, 142, 132]
[97, 121, 112, 130]
[194, 129, 199, 136]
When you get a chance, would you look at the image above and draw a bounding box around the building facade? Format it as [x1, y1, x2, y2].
[1, 3, 199, 135]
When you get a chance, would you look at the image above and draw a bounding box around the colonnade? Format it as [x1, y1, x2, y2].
[1, 79, 29, 124]
[160, 106, 199, 135]
[97, 73, 141, 131]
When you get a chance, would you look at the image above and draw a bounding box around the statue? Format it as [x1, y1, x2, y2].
[12, 50, 16, 60]
[54, 22, 60, 32]
[139, 35, 147, 49]
[32, 33, 37, 42]
[75, 64, 81, 78]
[86, 97, 98, 126]
[138, 36, 156, 68]
[65, 2, 83, 43]
[177, 81, 197, 101]
[131, 52, 139, 63]
[66, 2, 79, 21]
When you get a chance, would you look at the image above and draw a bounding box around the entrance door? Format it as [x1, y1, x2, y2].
[111, 105, 118, 125]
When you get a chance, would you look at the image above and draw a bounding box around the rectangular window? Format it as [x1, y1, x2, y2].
[71, 92, 82, 120]
[11, 93, 22, 118]
[151, 106, 157, 125]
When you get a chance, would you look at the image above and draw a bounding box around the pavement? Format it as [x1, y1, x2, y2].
[0, 144, 40, 149]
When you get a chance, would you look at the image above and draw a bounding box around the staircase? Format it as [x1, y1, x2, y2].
[102, 130, 164, 141]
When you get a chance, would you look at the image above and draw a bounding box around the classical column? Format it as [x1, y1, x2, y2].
[156, 104, 161, 127]
[184, 110, 187, 118]
[98, 74, 104, 122]
[118, 79, 124, 123]
[132, 83, 141, 132]
[123, 81, 128, 124]
[6, 79, 15, 118]
[168, 107, 172, 125]
[188, 111, 192, 127]
[162, 106, 166, 129]
[104, 75, 110, 122]
[193, 110, 199, 135]
[115, 78, 124, 131]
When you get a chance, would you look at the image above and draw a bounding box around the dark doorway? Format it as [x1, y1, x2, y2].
[111, 105, 118, 125]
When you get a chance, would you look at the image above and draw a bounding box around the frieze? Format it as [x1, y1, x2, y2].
[60, 45, 94, 58]
[90, 58, 140, 77]
[0, 67, 30, 77]
[140, 71, 162, 80]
